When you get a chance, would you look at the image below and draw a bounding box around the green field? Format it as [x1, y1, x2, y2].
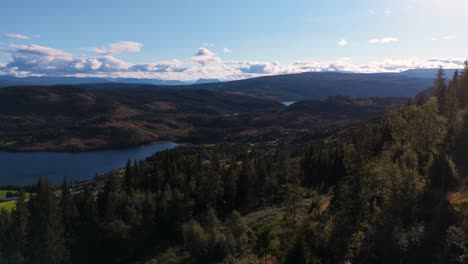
[0, 140, 16, 148]
[0, 190, 19, 200]
[0, 190, 31, 212]
[0, 200, 17, 211]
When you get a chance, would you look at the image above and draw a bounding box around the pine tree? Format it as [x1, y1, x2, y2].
[444, 71, 459, 123]
[10, 189, 28, 263]
[0, 209, 11, 262]
[100, 172, 121, 220]
[284, 235, 310, 264]
[227, 211, 250, 254]
[73, 188, 99, 263]
[124, 160, 133, 192]
[223, 160, 238, 210]
[277, 150, 290, 185]
[61, 178, 78, 256]
[236, 154, 253, 210]
[415, 93, 427, 106]
[458, 61, 468, 107]
[182, 220, 208, 258]
[27, 177, 69, 264]
[432, 67, 447, 114]
[150, 162, 163, 192]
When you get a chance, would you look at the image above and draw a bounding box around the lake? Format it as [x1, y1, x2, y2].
[281, 101, 296, 107]
[0, 142, 178, 185]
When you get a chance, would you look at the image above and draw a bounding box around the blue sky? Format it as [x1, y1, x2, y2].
[1, 0, 467, 80]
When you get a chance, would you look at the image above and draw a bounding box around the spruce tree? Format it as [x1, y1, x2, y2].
[432, 67, 447, 114]
[10, 189, 28, 263]
[27, 177, 69, 264]
[61, 178, 78, 257]
[74, 188, 99, 263]
[458, 61, 468, 107]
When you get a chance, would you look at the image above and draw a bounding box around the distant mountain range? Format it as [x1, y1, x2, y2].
[400, 68, 459, 79]
[194, 78, 222, 84]
[0, 75, 191, 87]
[192, 71, 435, 100]
[1, 68, 454, 100]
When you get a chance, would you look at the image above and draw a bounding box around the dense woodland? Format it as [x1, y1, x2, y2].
[0, 66, 467, 263]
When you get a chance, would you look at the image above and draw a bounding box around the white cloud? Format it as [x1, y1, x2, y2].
[239, 62, 283, 74]
[70, 57, 129, 72]
[425, 36, 456, 41]
[223, 48, 232, 53]
[381, 37, 399, 44]
[369, 37, 399, 44]
[129, 60, 187, 73]
[191, 48, 221, 66]
[203, 43, 215, 47]
[4, 34, 31, 40]
[338, 39, 348, 46]
[367, 8, 392, 16]
[3, 44, 129, 76]
[94, 41, 142, 55]
[1, 44, 466, 81]
[10, 44, 72, 58]
[1, 44, 189, 78]
[443, 35, 457, 40]
[285, 57, 465, 74]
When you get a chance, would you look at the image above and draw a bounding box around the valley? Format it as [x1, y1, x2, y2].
[0, 72, 417, 152]
[2, 1, 468, 263]
[0, 68, 467, 264]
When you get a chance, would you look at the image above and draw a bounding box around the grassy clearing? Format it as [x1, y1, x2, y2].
[0, 190, 32, 212]
[0, 140, 17, 148]
[0, 200, 17, 211]
[243, 198, 326, 229]
[0, 190, 19, 200]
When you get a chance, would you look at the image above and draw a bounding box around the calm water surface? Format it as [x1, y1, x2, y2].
[281, 101, 296, 107]
[0, 142, 178, 185]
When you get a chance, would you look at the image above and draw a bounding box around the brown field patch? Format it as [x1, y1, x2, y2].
[17, 137, 109, 151]
[145, 101, 177, 111]
[77, 93, 97, 109]
[35, 92, 61, 103]
[112, 106, 142, 118]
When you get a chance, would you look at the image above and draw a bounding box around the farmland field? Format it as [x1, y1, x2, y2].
[0, 190, 31, 212]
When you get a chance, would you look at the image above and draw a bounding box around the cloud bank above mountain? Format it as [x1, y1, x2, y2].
[0, 41, 466, 81]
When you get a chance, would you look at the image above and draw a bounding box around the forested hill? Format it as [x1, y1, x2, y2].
[188, 72, 433, 100]
[0, 86, 283, 151]
[0, 75, 188, 87]
[0, 85, 409, 151]
[0, 67, 466, 263]
[1, 71, 434, 101]
[0, 85, 282, 116]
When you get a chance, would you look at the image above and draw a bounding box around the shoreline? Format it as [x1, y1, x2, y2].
[0, 140, 180, 154]
[0, 141, 181, 186]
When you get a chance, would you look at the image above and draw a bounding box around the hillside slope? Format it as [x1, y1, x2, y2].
[192, 72, 433, 100]
[0, 85, 408, 151]
[1, 72, 433, 101]
[0, 85, 282, 151]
